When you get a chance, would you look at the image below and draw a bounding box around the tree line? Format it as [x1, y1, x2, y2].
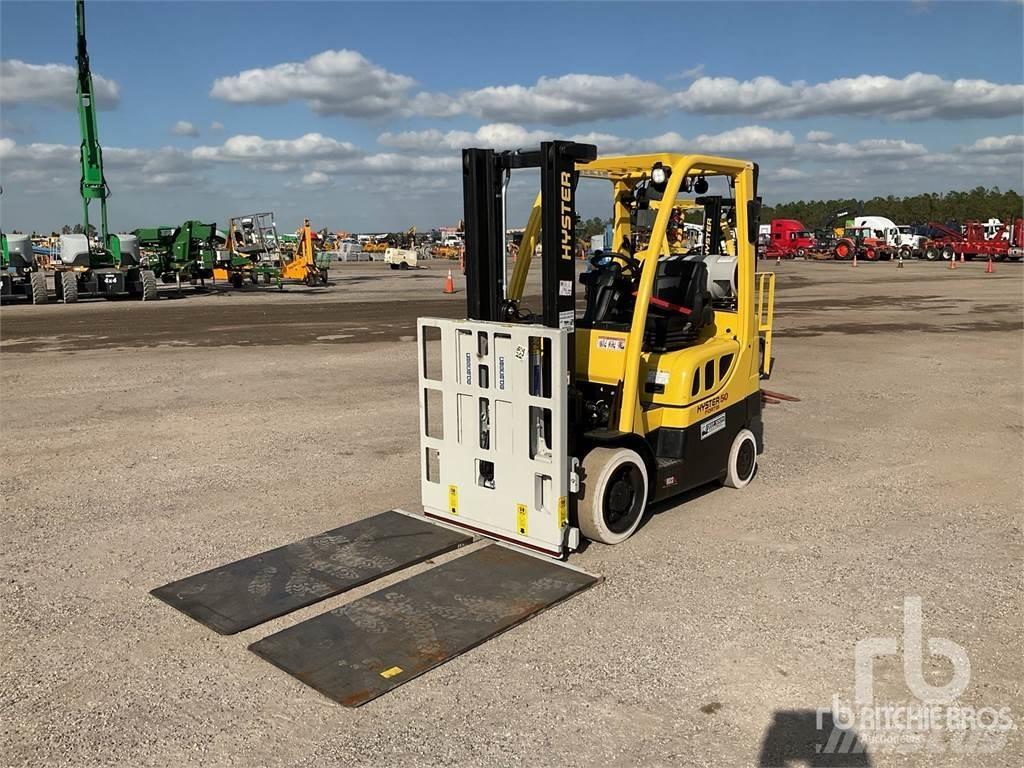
[761, 187, 1022, 228]
[576, 187, 1021, 240]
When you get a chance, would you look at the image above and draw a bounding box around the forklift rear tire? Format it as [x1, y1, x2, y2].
[578, 447, 648, 545]
[723, 429, 758, 489]
[59, 272, 78, 304]
[30, 271, 48, 305]
[140, 270, 158, 301]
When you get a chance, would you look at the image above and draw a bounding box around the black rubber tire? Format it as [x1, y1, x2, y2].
[399, 262, 409, 270]
[941, 247, 955, 261]
[578, 447, 648, 545]
[30, 271, 48, 305]
[140, 270, 158, 301]
[60, 272, 79, 304]
[389, 264, 399, 270]
[924, 247, 939, 261]
[230, 273, 243, 289]
[262, 272, 271, 285]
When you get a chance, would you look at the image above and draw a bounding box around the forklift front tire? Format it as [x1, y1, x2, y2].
[723, 429, 758, 489]
[578, 447, 648, 545]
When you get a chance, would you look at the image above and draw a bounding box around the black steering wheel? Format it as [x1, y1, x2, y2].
[589, 251, 642, 280]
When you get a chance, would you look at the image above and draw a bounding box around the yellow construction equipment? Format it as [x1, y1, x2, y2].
[281, 219, 330, 286]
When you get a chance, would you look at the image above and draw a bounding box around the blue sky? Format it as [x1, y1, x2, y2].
[2, 0, 1022, 233]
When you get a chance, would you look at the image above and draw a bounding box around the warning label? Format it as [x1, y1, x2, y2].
[597, 336, 626, 351]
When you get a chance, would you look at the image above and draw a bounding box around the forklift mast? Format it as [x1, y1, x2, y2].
[462, 141, 597, 328]
[75, 0, 110, 250]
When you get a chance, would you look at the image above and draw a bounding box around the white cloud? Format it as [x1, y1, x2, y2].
[207, 47, 1024, 125]
[773, 167, 808, 181]
[192, 133, 359, 162]
[379, 123, 553, 152]
[378, 123, 795, 157]
[209, 50, 415, 117]
[301, 171, 330, 187]
[806, 130, 834, 142]
[172, 120, 200, 137]
[313, 153, 461, 175]
[453, 74, 667, 125]
[676, 73, 1024, 120]
[0, 139, 200, 188]
[957, 134, 1024, 155]
[186, 131, 459, 177]
[1, 59, 120, 109]
[692, 125, 796, 154]
[800, 137, 928, 160]
[668, 64, 706, 81]
[210, 121, 224, 131]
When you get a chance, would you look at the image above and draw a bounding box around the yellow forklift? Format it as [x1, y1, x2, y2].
[418, 143, 775, 553]
[153, 140, 775, 707]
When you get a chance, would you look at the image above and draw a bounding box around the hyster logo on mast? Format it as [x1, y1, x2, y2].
[560, 171, 574, 261]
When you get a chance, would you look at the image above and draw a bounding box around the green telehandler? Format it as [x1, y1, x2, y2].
[49, 0, 157, 303]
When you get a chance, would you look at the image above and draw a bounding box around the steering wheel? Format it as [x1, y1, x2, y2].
[589, 251, 642, 279]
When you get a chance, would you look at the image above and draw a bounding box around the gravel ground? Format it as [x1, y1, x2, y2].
[1, 259, 1021, 767]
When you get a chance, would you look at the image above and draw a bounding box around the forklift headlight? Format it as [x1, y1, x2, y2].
[651, 163, 669, 187]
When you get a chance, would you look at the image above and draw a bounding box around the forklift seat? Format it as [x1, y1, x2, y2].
[579, 256, 634, 328]
[644, 258, 714, 352]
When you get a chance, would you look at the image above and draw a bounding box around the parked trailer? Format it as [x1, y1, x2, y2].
[920, 219, 1024, 262]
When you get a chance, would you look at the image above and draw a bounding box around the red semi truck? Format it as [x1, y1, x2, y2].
[764, 219, 816, 259]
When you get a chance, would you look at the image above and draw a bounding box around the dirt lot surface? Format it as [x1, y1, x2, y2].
[2, 260, 1022, 767]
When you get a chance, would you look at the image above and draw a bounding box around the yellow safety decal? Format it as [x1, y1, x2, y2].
[448, 485, 459, 515]
[380, 666, 403, 679]
[516, 503, 528, 536]
[557, 496, 568, 528]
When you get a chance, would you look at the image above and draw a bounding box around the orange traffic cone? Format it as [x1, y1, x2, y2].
[985, 257, 994, 274]
[443, 269, 455, 294]
[852, 251, 858, 268]
[949, 255, 956, 270]
[897, 255, 904, 269]
[776, 255, 782, 265]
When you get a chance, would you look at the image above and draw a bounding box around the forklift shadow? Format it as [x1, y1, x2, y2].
[638, 469, 755, 534]
[573, 476, 729, 555]
[758, 709, 872, 767]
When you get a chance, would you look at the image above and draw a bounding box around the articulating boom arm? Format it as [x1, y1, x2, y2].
[76, 0, 109, 246]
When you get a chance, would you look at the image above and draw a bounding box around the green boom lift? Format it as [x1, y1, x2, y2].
[0, 185, 48, 304]
[49, 0, 157, 303]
